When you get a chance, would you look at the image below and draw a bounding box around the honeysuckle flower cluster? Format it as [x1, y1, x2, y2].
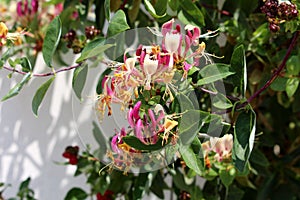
[95, 19, 222, 172]
[202, 134, 233, 165]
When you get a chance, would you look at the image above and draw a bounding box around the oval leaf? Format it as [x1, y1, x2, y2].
[197, 64, 234, 86]
[32, 77, 55, 117]
[72, 63, 88, 101]
[42, 16, 62, 67]
[2, 73, 31, 101]
[232, 108, 256, 172]
[64, 188, 88, 200]
[107, 10, 130, 37]
[144, 0, 166, 18]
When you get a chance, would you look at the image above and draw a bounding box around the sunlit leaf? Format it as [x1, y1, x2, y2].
[197, 64, 234, 86]
[42, 16, 62, 67]
[2, 73, 31, 101]
[32, 77, 55, 117]
[107, 10, 130, 37]
[72, 63, 88, 101]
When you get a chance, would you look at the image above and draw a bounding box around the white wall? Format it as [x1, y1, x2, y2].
[0, 54, 102, 199]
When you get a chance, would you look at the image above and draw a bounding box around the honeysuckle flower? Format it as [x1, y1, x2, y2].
[202, 134, 233, 162]
[143, 54, 159, 90]
[0, 22, 8, 38]
[165, 32, 181, 54]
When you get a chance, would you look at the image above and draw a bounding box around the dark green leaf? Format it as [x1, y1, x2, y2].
[133, 172, 155, 200]
[19, 57, 32, 72]
[144, 0, 166, 18]
[2, 73, 31, 101]
[122, 136, 165, 151]
[72, 63, 88, 101]
[76, 38, 114, 62]
[179, 0, 205, 26]
[197, 64, 234, 86]
[32, 77, 55, 116]
[107, 10, 130, 37]
[250, 148, 270, 167]
[270, 77, 288, 91]
[42, 16, 62, 67]
[179, 110, 202, 145]
[92, 121, 107, 160]
[104, 0, 110, 21]
[228, 45, 247, 96]
[232, 108, 256, 172]
[64, 188, 88, 200]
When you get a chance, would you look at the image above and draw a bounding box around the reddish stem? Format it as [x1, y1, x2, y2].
[2, 63, 82, 77]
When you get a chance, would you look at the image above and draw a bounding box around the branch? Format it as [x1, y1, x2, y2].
[247, 31, 299, 103]
[2, 63, 83, 77]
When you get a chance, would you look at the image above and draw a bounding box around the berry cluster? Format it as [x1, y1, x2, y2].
[62, 146, 79, 165]
[85, 25, 101, 40]
[261, 0, 299, 32]
[63, 26, 101, 53]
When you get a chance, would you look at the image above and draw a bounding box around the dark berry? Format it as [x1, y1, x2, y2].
[269, 23, 280, 32]
[85, 26, 100, 40]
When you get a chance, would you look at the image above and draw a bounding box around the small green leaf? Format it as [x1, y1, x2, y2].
[42, 16, 62, 67]
[220, 168, 236, 188]
[232, 108, 256, 172]
[212, 93, 233, 109]
[179, 145, 202, 175]
[32, 77, 55, 116]
[2, 73, 31, 101]
[250, 148, 270, 167]
[72, 63, 88, 101]
[122, 136, 165, 151]
[286, 56, 300, 76]
[19, 57, 32, 72]
[107, 10, 130, 37]
[197, 64, 234, 86]
[270, 77, 288, 91]
[76, 38, 114, 62]
[286, 78, 299, 98]
[104, 0, 110, 21]
[92, 121, 107, 160]
[64, 188, 88, 200]
[144, 0, 166, 18]
[179, 110, 202, 145]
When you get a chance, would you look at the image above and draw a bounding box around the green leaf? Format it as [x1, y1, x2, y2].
[19, 57, 32, 72]
[212, 93, 233, 109]
[286, 55, 300, 76]
[197, 64, 234, 86]
[229, 45, 247, 96]
[286, 78, 299, 98]
[72, 63, 88, 101]
[104, 0, 110, 21]
[179, 145, 203, 175]
[107, 10, 130, 37]
[220, 168, 236, 188]
[179, 0, 205, 26]
[64, 188, 88, 200]
[133, 172, 155, 200]
[32, 77, 55, 116]
[92, 121, 107, 160]
[122, 136, 165, 151]
[179, 110, 202, 145]
[270, 77, 288, 91]
[42, 16, 62, 67]
[250, 148, 270, 167]
[232, 108, 256, 172]
[144, 0, 166, 18]
[2, 73, 31, 101]
[76, 38, 114, 62]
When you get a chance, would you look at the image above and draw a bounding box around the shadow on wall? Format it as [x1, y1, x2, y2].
[0, 54, 103, 199]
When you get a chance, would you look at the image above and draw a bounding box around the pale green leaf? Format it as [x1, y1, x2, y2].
[2, 73, 31, 101]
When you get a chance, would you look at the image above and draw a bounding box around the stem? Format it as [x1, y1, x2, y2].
[2, 63, 83, 77]
[247, 31, 299, 103]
